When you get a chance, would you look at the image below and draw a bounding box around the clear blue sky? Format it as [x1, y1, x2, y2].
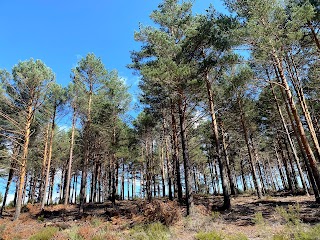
[0, 0, 227, 201]
[0, 0, 226, 119]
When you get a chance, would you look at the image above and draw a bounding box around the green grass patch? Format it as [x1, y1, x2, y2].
[195, 230, 248, 240]
[252, 212, 265, 225]
[275, 204, 301, 226]
[129, 222, 170, 240]
[273, 224, 320, 240]
[29, 227, 59, 240]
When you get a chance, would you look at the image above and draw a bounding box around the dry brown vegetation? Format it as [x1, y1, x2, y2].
[0, 194, 319, 240]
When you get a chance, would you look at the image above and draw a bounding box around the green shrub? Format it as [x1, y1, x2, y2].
[90, 217, 103, 227]
[252, 212, 265, 225]
[275, 204, 300, 226]
[273, 224, 320, 240]
[294, 224, 320, 240]
[29, 227, 59, 240]
[37, 215, 45, 222]
[228, 233, 249, 240]
[195, 231, 223, 240]
[129, 222, 170, 240]
[66, 226, 84, 240]
[211, 211, 222, 221]
[273, 234, 290, 240]
[195, 231, 248, 240]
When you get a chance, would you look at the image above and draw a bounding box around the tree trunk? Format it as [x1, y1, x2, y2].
[38, 122, 51, 203]
[177, 99, 193, 215]
[64, 110, 76, 205]
[270, 82, 309, 194]
[239, 100, 262, 198]
[170, 101, 183, 203]
[121, 162, 125, 200]
[41, 105, 56, 210]
[165, 135, 173, 200]
[205, 72, 231, 209]
[48, 168, 55, 205]
[285, 55, 320, 162]
[160, 145, 166, 197]
[14, 105, 33, 220]
[272, 52, 320, 202]
[80, 82, 93, 213]
[220, 121, 236, 195]
[276, 132, 295, 193]
[307, 20, 320, 52]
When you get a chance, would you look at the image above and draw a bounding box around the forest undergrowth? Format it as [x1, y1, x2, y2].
[1, 193, 320, 240]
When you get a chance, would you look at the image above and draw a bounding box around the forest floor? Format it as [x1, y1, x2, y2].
[0, 193, 320, 240]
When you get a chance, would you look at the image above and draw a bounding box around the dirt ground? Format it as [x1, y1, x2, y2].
[0, 193, 319, 240]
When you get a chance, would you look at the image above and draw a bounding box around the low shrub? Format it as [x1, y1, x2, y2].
[143, 200, 181, 226]
[294, 224, 320, 240]
[29, 227, 59, 240]
[37, 215, 45, 222]
[211, 211, 222, 221]
[90, 217, 103, 227]
[129, 222, 170, 240]
[273, 224, 320, 240]
[195, 231, 223, 240]
[275, 204, 300, 226]
[252, 212, 265, 225]
[195, 231, 248, 240]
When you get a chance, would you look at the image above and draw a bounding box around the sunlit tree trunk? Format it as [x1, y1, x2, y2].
[272, 53, 320, 202]
[14, 104, 33, 220]
[64, 110, 76, 205]
[38, 122, 51, 203]
[239, 100, 262, 198]
[41, 105, 56, 210]
[177, 98, 193, 215]
[205, 72, 231, 209]
[170, 101, 182, 203]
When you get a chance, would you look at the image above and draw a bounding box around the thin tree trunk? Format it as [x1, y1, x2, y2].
[285, 55, 320, 162]
[240, 159, 248, 192]
[122, 162, 125, 200]
[177, 99, 193, 215]
[220, 121, 237, 195]
[272, 52, 320, 202]
[38, 122, 51, 203]
[48, 168, 55, 205]
[80, 82, 93, 213]
[41, 105, 56, 210]
[277, 132, 295, 193]
[14, 105, 33, 220]
[307, 20, 320, 52]
[239, 100, 262, 198]
[278, 83, 317, 195]
[1, 144, 19, 216]
[270, 82, 309, 194]
[170, 101, 183, 203]
[205, 72, 231, 209]
[161, 145, 166, 197]
[64, 110, 76, 205]
[165, 135, 173, 200]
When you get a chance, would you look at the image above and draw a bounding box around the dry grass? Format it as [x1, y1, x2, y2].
[0, 194, 319, 240]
